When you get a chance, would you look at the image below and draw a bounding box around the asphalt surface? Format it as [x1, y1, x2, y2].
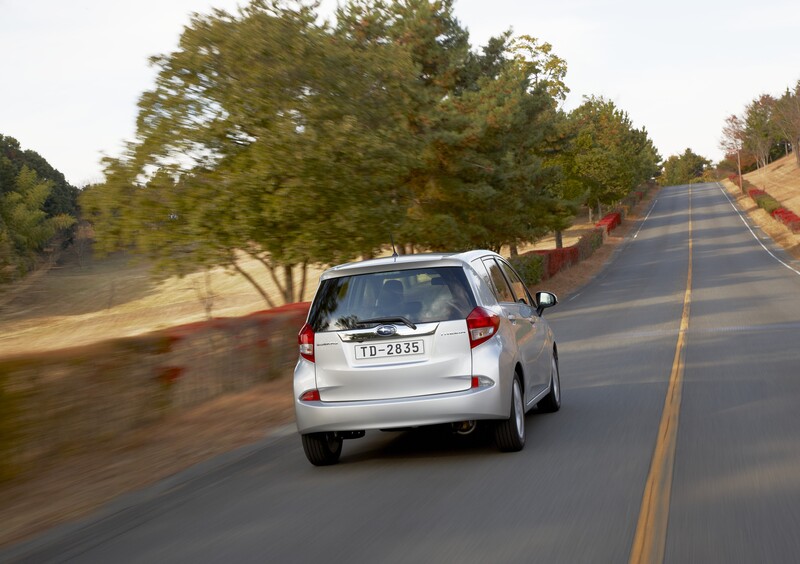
[5, 183, 800, 563]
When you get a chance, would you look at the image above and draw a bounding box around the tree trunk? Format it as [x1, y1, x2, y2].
[232, 262, 277, 308]
[283, 264, 294, 303]
[736, 150, 743, 192]
[596, 201, 603, 221]
[555, 231, 563, 249]
[509, 244, 518, 257]
[249, 253, 287, 304]
[298, 261, 308, 302]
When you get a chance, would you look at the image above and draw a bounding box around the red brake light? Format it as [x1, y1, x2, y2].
[466, 307, 500, 348]
[299, 323, 315, 362]
[299, 389, 321, 402]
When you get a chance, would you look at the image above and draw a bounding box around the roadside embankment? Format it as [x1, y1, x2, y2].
[0, 303, 309, 484]
[722, 154, 800, 260]
[0, 183, 659, 547]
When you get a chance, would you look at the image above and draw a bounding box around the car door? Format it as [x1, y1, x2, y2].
[496, 259, 550, 399]
[481, 258, 547, 404]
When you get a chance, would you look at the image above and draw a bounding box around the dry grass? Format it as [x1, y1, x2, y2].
[0, 251, 326, 356]
[745, 154, 800, 217]
[722, 154, 800, 260]
[0, 208, 604, 357]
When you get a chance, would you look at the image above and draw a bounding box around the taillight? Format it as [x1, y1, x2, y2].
[299, 323, 315, 362]
[467, 307, 500, 348]
[299, 389, 321, 402]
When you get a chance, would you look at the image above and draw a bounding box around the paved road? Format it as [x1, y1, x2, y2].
[5, 183, 800, 563]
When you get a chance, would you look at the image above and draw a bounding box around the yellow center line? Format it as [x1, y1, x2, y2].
[629, 186, 693, 564]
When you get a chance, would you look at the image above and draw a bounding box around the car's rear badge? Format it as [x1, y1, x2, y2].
[376, 325, 397, 337]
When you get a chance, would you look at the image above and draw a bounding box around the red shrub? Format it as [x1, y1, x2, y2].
[596, 212, 622, 234]
[534, 247, 580, 278]
[772, 208, 800, 232]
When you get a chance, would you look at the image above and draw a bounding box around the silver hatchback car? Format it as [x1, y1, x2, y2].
[294, 250, 560, 465]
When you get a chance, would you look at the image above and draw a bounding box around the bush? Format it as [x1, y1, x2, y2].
[575, 228, 605, 260]
[747, 187, 781, 214]
[596, 212, 622, 234]
[509, 253, 545, 285]
[534, 247, 580, 278]
[757, 196, 782, 214]
[772, 208, 800, 233]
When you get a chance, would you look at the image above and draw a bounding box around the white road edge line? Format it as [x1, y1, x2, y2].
[633, 199, 658, 239]
[717, 183, 800, 277]
[569, 195, 660, 303]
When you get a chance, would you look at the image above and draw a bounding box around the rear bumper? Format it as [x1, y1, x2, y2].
[294, 379, 507, 434]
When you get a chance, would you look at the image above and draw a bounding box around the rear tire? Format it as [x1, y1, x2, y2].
[495, 375, 526, 452]
[301, 432, 343, 466]
[538, 355, 561, 413]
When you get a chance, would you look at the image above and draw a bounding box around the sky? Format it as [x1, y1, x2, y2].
[1, 0, 798, 187]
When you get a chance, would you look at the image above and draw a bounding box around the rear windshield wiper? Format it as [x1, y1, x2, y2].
[356, 316, 417, 330]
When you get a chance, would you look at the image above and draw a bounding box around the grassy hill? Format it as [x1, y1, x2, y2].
[1, 155, 797, 356]
[743, 153, 800, 216]
[730, 153, 800, 259]
[0, 250, 326, 355]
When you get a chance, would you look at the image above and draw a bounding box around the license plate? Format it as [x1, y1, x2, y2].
[354, 340, 424, 359]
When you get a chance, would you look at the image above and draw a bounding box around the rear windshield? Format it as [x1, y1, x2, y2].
[309, 267, 477, 332]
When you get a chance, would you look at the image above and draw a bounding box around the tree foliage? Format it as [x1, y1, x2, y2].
[0, 135, 78, 283]
[0, 134, 80, 217]
[743, 94, 777, 170]
[660, 148, 712, 186]
[722, 79, 800, 170]
[1, 167, 76, 281]
[568, 96, 660, 214]
[84, 0, 660, 304]
[773, 81, 800, 166]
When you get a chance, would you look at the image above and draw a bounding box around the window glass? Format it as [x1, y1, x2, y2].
[482, 258, 515, 303]
[309, 267, 477, 332]
[469, 259, 498, 305]
[499, 260, 531, 305]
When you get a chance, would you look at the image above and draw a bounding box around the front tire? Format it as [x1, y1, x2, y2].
[301, 432, 343, 466]
[495, 374, 526, 452]
[538, 355, 561, 413]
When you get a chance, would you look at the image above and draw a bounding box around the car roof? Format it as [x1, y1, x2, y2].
[320, 250, 499, 280]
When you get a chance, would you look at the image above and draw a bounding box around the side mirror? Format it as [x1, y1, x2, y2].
[535, 291, 558, 316]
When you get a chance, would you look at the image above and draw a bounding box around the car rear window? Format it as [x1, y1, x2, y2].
[309, 267, 477, 332]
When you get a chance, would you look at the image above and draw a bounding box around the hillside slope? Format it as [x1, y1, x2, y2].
[744, 153, 800, 216]
[2, 156, 797, 356]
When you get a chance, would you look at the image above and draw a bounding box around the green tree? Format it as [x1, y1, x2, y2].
[411, 54, 562, 252]
[357, 3, 572, 253]
[743, 94, 777, 170]
[84, 0, 419, 305]
[720, 113, 745, 189]
[660, 148, 711, 186]
[569, 96, 660, 220]
[772, 81, 800, 166]
[0, 167, 75, 280]
[0, 134, 79, 217]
